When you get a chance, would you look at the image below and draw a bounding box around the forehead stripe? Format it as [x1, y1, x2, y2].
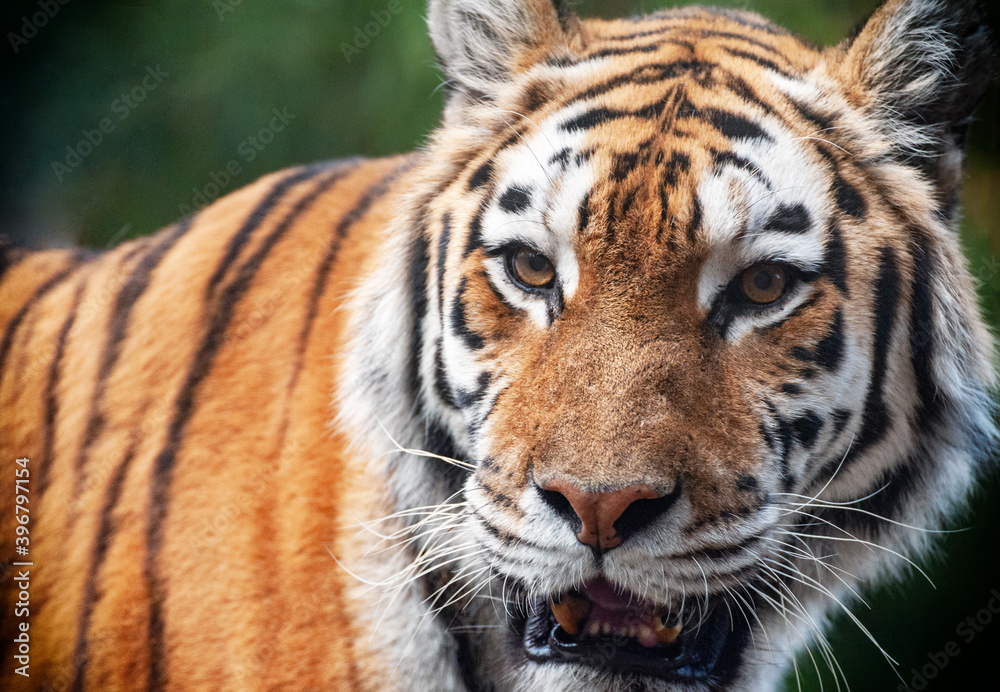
[721, 46, 792, 77]
[703, 108, 773, 142]
[498, 186, 532, 214]
[546, 40, 667, 67]
[763, 203, 811, 234]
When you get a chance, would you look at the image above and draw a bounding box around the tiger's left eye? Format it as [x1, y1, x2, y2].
[508, 246, 556, 289]
[740, 263, 788, 304]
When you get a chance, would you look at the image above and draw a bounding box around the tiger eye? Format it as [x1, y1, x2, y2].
[741, 263, 787, 304]
[510, 246, 556, 289]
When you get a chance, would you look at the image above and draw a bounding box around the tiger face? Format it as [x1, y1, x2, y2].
[342, 0, 996, 690]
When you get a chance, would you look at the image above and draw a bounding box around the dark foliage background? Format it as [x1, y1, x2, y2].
[2, 1, 998, 691]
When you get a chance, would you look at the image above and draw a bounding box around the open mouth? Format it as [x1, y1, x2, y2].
[520, 577, 750, 683]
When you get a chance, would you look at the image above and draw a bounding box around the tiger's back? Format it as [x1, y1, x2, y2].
[0, 157, 414, 689]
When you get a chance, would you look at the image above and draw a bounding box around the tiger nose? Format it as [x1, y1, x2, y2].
[537, 479, 679, 552]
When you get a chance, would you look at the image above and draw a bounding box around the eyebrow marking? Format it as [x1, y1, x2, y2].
[764, 203, 811, 234]
[498, 186, 532, 214]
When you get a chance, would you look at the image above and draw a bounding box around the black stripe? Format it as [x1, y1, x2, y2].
[403, 176, 455, 415]
[277, 162, 371, 411]
[66, 222, 193, 687]
[577, 192, 591, 234]
[821, 222, 849, 295]
[433, 339, 459, 409]
[71, 222, 192, 499]
[294, 159, 396, 375]
[814, 453, 924, 539]
[546, 41, 666, 67]
[908, 236, 943, 428]
[721, 47, 791, 77]
[699, 30, 785, 56]
[764, 203, 811, 234]
[406, 229, 432, 406]
[788, 99, 835, 134]
[456, 371, 491, 410]
[70, 435, 140, 692]
[838, 248, 900, 474]
[661, 151, 691, 187]
[791, 411, 823, 449]
[436, 214, 452, 317]
[831, 408, 851, 436]
[0, 251, 90, 391]
[498, 186, 532, 214]
[564, 61, 716, 108]
[814, 308, 845, 371]
[462, 197, 489, 257]
[687, 195, 703, 244]
[713, 150, 772, 188]
[143, 164, 345, 692]
[561, 95, 671, 133]
[832, 172, 866, 219]
[450, 276, 485, 351]
[37, 280, 87, 502]
[469, 160, 493, 190]
[703, 108, 773, 142]
[776, 418, 794, 492]
[203, 164, 333, 299]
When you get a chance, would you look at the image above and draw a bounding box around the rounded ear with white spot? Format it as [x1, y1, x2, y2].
[835, 0, 993, 195]
[427, 0, 570, 98]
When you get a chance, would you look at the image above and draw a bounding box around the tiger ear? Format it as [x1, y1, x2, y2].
[836, 0, 993, 191]
[427, 0, 570, 98]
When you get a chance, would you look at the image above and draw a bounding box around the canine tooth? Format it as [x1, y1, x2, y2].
[587, 621, 600, 636]
[654, 617, 682, 644]
[550, 595, 591, 637]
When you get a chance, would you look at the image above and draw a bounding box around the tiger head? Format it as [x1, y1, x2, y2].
[343, 0, 996, 689]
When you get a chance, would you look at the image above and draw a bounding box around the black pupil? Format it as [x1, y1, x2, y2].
[753, 270, 773, 291]
[528, 253, 548, 273]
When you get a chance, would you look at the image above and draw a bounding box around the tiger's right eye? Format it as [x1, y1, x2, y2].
[508, 246, 556, 290]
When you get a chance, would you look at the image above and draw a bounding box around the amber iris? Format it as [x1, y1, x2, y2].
[510, 246, 556, 289]
[740, 263, 787, 304]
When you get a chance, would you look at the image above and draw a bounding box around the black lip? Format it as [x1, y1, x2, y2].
[520, 598, 751, 683]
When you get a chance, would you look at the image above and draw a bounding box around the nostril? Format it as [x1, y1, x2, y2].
[612, 482, 683, 543]
[537, 485, 580, 533]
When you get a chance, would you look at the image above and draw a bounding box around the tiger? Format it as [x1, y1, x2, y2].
[0, 0, 996, 690]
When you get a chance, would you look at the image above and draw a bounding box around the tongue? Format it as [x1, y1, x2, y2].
[578, 578, 665, 648]
[581, 577, 655, 615]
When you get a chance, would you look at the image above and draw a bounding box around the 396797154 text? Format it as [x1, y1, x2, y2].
[12, 457, 32, 678]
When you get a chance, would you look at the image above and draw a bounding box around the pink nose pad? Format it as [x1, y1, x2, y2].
[538, 480, 661, 551]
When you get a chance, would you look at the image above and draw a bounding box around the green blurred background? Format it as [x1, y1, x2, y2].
[1, 1, 998, 690]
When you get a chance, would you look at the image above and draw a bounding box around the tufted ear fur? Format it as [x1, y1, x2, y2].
[427, 0, 572, 99]
[836, 0, 994, 199]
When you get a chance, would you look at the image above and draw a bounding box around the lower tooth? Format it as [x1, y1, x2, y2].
[587, 621, 600, 636]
